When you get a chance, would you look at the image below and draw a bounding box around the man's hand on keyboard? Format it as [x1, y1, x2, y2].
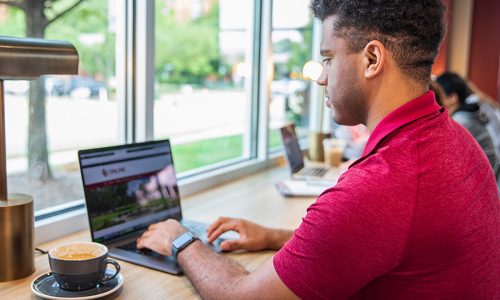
[136, 219, 187, 256]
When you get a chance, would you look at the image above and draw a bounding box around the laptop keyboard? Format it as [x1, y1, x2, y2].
[301, 167, 328, 177]
[116, 221, 209, 256]
[117, 240, 164, 257]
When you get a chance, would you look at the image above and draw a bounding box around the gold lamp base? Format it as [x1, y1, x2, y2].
[0, 193, 35, 282]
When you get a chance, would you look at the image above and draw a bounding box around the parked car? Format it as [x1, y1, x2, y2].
[45, 75, 106, 100]
[5, 76, 106, 101]
[45, 76, 66, 96]
[68, 76, 106, 99]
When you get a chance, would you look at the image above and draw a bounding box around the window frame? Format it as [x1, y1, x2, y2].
[34, 0, 322, 244]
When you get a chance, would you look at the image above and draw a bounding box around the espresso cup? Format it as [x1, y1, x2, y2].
[48, 241, 120, 291]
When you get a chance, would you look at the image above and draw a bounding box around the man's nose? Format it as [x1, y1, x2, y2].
[316, 69, 326, 86]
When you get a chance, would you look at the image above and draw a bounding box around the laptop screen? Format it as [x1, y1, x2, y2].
[78, 140, 182, 243]
[280, 124, 305, 174]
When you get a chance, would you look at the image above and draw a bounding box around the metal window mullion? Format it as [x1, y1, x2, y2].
[134, 0, 155, 142]
[116, 0, 128, 143]
[247, 0, 262, 160]
[309, 18, 323, 133]
[125, 0, 136, 143]
[257, 0, 273, 160]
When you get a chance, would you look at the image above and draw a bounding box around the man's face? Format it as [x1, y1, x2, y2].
[317, 17, 367, 126]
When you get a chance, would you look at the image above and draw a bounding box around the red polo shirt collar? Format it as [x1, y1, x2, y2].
[361, 91, 441, 157]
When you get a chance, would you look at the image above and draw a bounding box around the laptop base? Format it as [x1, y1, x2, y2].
[105, 220, 228, 275]
[109, 246, 183, 275]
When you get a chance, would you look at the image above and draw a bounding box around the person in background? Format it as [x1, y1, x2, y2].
[429, 79, 446, 106]
[436, 72, 499, 179]
[136, 1, 500, 298]
[466, 80, 500, 156]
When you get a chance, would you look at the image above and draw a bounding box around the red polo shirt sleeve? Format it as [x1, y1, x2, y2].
[273, 152, 418, 299]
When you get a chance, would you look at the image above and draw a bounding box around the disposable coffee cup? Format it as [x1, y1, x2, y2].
[48, 241, 120, 291]
[323, 138, 346, 167]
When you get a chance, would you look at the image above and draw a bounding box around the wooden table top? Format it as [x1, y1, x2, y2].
[0, 166, 317, 299]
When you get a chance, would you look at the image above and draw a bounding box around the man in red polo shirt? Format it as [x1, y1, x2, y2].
[137, 0, 500, 298]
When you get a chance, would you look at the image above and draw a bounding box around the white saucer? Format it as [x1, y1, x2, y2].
[31, 269, 124, 300]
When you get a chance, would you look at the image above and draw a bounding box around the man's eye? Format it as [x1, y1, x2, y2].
[322, 58, 331, 65]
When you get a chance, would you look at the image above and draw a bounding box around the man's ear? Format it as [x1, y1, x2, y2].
[363, 41, 385, 79]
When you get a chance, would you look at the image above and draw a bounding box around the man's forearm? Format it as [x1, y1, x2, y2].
[178, 228, 293, 298]
[265, 228, 294, 250]
[178, 241, 249, 299]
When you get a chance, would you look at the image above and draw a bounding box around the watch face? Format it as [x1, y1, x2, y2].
[173, 232, 193, 248]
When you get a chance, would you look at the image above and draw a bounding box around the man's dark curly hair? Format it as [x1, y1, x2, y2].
[312, 0, 446, 84]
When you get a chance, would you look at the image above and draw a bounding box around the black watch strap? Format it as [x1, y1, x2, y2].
[172, 231, 199, 260]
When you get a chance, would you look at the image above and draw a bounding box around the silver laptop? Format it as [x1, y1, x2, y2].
[280, 124, 340, 182]
[78, 139, 236, 275]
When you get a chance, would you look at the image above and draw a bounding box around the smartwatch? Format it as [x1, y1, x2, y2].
[171, 231, 199, 260]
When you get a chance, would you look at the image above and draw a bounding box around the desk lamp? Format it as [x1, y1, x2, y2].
[0, 36, 78, 281]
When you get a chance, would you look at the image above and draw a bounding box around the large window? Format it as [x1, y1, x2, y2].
[269, 0, 313, 151]
[0, 1, 321, 242]
[154, 0, 254, 173]
[1, 0, 121, 211]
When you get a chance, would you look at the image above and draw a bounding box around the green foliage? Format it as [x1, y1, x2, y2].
[46, 0, 115, 81]
[287, 23, 313, 76]
[170, 130, 284, 173]
[171, 134, 243, 173]
[0, 0, 114, 82]
[269, 129, 282, 149]
[0, 6, 26, 37]
[155, 1, 221, 85]
[273, 22, 313, 80]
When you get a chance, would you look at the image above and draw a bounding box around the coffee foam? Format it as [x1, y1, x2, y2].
[50, 242, 107, 260]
